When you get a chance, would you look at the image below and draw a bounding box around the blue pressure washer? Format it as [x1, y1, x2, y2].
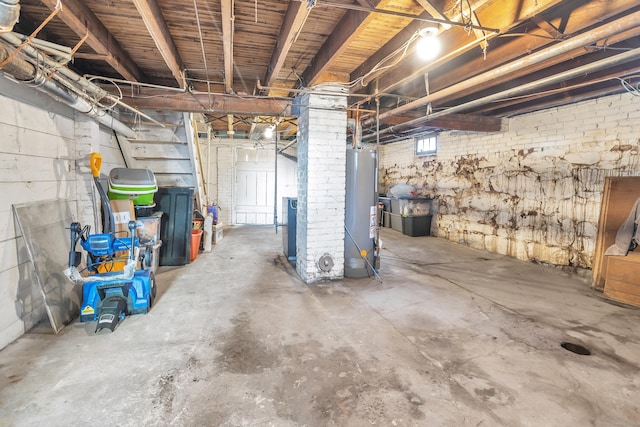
[66, 153, 156, 332]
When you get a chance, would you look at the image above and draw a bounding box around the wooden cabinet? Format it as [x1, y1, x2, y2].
[592, 177, 640, 291]
[604, 253, 640, 306]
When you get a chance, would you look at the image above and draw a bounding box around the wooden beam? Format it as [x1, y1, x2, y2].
[414, 0, 451, 28]
[380, 113, 505, 132]
[263, 0, 308, 91]
[350, 0, 492, 89]
[72, 52, 111, 61]
[227, 114, 234, 135]
[221, 0, 234, 93]
[131, 0, 185, 88]
[473, 62, 639, 116]
[119, 89, 292, 116]
[364, 0, 564, 95]
[303, 0, 382, 86]
[416, 8, 640, 108]
[40, 0, 143, 82]
[531, 15, 564, 39]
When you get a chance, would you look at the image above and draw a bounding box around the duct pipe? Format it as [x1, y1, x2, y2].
[365, 10, 640, 127]
[0, 31, 162, 128]
[0, 43, 137, 138]
[364, 47, 640, 140]
[0, 0, 19, 33]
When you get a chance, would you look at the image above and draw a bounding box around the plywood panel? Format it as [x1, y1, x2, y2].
[592, 177, 640, 290]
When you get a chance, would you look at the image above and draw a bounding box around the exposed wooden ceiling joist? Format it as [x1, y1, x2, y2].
[349, 0, 492, 89]
[119, 89, 291, 116]
[40, 0, 143, 82]
[302, 0, 382, 86]
[434, 26, 640, 109]
[221, 0, 234, 93]
[531, 15, 564, 39]
[380, 113, 505, 132]
[14, 0, 636, 141]
[367, 0, 565, 96]
[262, 0, 309, 91]
[131, 0, 186, 88]
[413, 0, 451, 28]
[404, 0, 640, 106]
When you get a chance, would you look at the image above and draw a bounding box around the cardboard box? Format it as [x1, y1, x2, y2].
[109, 199, 135, 237]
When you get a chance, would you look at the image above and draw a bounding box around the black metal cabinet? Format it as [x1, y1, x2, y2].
[154, 187, 194, 266]
[282, 197, 297, 261]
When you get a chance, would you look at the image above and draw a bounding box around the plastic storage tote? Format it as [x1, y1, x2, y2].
[107, 168, 158, 206]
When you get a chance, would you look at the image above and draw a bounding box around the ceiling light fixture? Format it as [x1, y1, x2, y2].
[417, 27, 441, 61]
[264, 125, 274, 139]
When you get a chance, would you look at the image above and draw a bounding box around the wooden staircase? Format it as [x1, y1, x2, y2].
[116, 111, 207, 209]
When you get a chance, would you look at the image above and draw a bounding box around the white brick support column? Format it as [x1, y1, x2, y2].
[296, 85, 347, 283]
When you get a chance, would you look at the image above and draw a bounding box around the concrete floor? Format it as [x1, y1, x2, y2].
[0, 226, 639, 426]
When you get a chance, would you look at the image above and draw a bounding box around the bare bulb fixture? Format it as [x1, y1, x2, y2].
[417, 27, 440, 61]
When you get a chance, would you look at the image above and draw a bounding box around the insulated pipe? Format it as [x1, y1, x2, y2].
[0, 31, 161, 128]
[0, 43, 137, 138]
[364, 47, 640, 140]
[0, 0, 19, 33]
[365, 10, 640, 127]
[346, 118, 362, 148]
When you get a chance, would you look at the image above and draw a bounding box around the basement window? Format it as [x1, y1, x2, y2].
[416, 134, 438, 156]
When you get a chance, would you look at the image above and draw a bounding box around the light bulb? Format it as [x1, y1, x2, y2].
[264, 126, 274, 139]
[417, 27, 440, 61]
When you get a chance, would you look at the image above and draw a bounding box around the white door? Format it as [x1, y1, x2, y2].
[234, 148, 275, 224]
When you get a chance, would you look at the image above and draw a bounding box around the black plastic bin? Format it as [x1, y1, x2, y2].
[402, 215, 432, 237]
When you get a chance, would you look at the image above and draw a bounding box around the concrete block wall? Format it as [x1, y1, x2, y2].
[0, 76, 126, 350]
[379, 93, 640, 269]
[296, 87, 347, 283]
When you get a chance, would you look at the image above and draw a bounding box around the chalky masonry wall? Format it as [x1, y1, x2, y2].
[379, 94, 640, 268]
[0, 76, 126, 349]
[296, 89, 347, 283]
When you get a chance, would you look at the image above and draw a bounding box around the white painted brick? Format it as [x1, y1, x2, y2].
[380, 93, 640, 268]
[296, 89, 348, 283]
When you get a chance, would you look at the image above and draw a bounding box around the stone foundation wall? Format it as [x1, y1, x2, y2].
[379, 94, 640, 268]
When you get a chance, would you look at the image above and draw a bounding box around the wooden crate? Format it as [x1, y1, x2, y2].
[604, 252, 640, 307]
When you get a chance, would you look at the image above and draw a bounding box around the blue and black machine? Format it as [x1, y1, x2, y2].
[66, 153, 156, 332]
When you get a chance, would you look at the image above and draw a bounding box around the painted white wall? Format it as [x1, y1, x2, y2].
[296, 88, 347, 283]
[379, 93, 640, 269]
[203, 138, 298, 226]
[0, 76, 126, 350]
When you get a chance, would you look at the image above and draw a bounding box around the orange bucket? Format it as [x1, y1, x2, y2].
[190, 229, 203, 261]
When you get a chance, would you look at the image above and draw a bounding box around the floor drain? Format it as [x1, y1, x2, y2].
[560, 342, 591, 355]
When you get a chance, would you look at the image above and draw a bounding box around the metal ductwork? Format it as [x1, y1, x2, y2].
[0, 33, 137, 137]
[0, 0, 19, 33]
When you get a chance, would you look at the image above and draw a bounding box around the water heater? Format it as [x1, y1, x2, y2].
[345, 147, 378, 278]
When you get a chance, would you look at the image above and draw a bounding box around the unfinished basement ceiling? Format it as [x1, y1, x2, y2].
[9, 0, 640, 142]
